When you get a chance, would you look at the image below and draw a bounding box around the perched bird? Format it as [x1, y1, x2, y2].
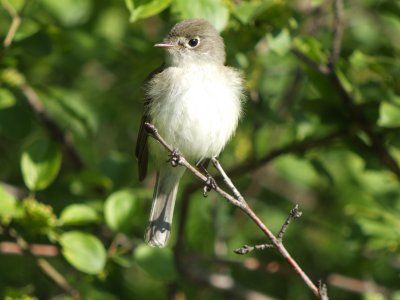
[136, 19, 243, 247]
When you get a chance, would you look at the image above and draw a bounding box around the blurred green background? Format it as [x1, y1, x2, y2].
[1, 0, 400, 299]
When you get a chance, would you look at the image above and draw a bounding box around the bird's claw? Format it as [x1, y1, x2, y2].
[168, 149, 182, 167]
[203, 175, 217, 197]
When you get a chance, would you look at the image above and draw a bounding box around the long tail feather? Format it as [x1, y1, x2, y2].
[145, 165, 185, 247]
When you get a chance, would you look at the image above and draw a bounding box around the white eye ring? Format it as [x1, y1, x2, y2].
[187, 37, 200, 48]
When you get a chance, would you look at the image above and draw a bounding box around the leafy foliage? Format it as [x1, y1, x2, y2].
[0, 0, 399, 299]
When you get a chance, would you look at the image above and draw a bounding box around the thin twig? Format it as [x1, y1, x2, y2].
[37, 258, 81, 300]
[330, 0, 344, 65]
[290, 48, 330, 75]
[277, 204, 302, 241]
[228, 130, 345, 179]
[20, 82, 84, 170]
[327, 273, 392, 297]
[234, 244, 274, 255]
[0, 241, 59, 256]
[2, 0, 21, 48]
[211, 158, 245, 203]
[234, 205, 302, 254]
[144, 122, 322, 299]
[2, 0, 30, 48]
[2, 226, 81, 299]
[144, 123, 243, 208]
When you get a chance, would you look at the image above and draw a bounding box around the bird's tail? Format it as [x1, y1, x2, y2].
[145, 165, 185, 247]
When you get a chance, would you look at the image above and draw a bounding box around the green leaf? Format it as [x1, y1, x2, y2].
[232, 1, 274, 24]
[41, 0, 92, 26]
[377, 101, 400, 128]
[126, 0, 172, 23]
[60, 204, 99, 225]
[0, 68, 26, 87]
[172, 0, 229, 31]
[39, 88, 99, 139]
[293, 36, 328, 64]
[134, 244, 176, 281]
[21, 139, 62, 191]
[104, 189, 137, 233]
[60, 231, 106, 274]
[0, 89, 16, 109]
[0, 186, 22, 223]
[267, 28, 291, 56]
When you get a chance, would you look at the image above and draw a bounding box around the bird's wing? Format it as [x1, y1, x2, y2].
[136, 64, 166, 181]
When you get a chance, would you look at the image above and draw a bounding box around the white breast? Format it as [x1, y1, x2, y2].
[148, 64, 243, 162]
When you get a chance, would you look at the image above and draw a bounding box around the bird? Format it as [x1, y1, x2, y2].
[136, 18, 244, 247]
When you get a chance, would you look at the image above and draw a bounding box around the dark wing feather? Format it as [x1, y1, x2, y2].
[136, 64, 166, 181]
[136, 114, 150, 181]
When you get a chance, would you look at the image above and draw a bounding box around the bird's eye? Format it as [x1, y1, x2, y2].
[188, 38, 200, 48]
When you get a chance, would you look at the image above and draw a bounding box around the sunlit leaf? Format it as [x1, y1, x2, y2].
[105, 189, 137, 233]
[39, 88, 99, 139]
[60, 231, 106, 274]
[172, 0, 229, 31]
[267, 28, 291, 56]
[293, 36, 328, 64]
[21, 139, 62, 191]
[0, 186, 22, 223]
[60, 204, 99, 225]
[126, 0, 172, 22]
[0, 89, 16, 109]
[378, 101, 400, 128]
[41, 0, 92, 26]
[232, 1, 274, 24]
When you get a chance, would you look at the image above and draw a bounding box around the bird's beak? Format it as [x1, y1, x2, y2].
[154, 43, 176, 48]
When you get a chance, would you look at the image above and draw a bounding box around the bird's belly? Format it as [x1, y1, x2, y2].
[150, 69, 241, 161]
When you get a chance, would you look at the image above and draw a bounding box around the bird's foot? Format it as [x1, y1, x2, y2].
[203, 175, 217, 197]
[168, 149, 182, 167]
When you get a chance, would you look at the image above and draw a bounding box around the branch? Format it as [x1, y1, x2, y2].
[329, 0, 344, 65]
[277, 204, 302, 240]
[174, 129, 338, 254]
[228, 130, 344, 179]
[1, 226, 81, 299]
[2, 0, 21, 48]
[0, 241, 59, 256]
[291, 50, 400, 180]
[290, 48, 330, 75]
[144, 123, 243, 208]
[234, 244, 274, 255]
[328, 273, 392, 297]
[144, 122, 324, 299]
[2, 0, 30, 49]
[236, 204, 302, 254]
[20, 82, 84, 170]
